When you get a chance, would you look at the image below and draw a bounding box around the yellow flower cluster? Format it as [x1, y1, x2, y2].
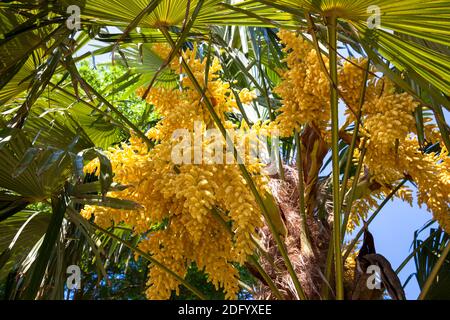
[359, 79, 449, 232]
[343, 251, 357, 295]
[365, 139, 450, 232]
[346, 189, 381, 233]
[272, 30, 448, 232]
[400, 141, 449, 231]
[363, 80, 418, 151]
[339, 58, 377, 124]
[136, 47, 234, 141]
[271, 31, 373, 138]
[239, 88, 257, 104]
[423, 116, 443, 145]
[81, 44, 269, 299]
[271, 30, 330, 137]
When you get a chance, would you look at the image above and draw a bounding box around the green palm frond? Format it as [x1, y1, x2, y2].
[413, 225, 450, 300]
[352, 22, 450, 94]
[0, 54, 39, 106]
[116, 43, 178, 89]
[27, 89, 123, 149]
[0, 127, 49, 199]
[0, 210, 50, 280]
[76, 0, 291, 29]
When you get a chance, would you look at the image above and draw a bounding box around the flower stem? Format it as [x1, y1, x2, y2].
[295, 129, 312, 254]
[339, 61, 370, 222]
[341, 141, 366, 239]
[327, 16, 344, 300]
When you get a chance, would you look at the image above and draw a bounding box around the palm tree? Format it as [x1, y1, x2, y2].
[0, 0, 449, 300]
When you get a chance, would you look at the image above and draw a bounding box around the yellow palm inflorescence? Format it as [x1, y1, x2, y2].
[271, 30, 331, 137]
[81, 44, 268, 299]
[272, 30, 449, 233]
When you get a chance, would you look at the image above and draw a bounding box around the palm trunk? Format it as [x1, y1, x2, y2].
[254, 125, 336, 299]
